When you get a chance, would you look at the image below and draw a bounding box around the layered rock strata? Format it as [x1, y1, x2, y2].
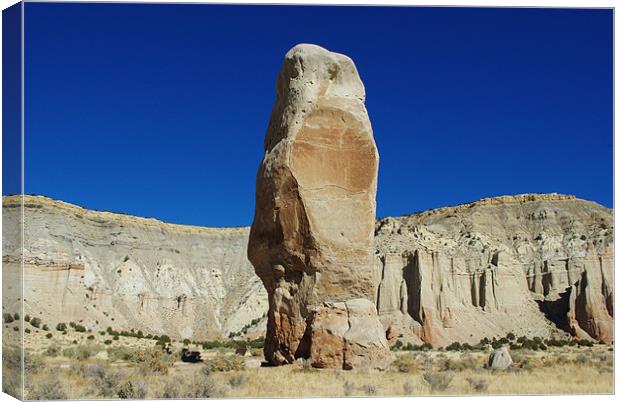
[247, 44, 391, 369]
[2, 195, 267, 340]
[2, 193, 613, 347]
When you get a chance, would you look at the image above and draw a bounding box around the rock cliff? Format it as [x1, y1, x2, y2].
[2, 196, 266, 340]
[374, 194, 613, 345]
[2, 193, 613, 346]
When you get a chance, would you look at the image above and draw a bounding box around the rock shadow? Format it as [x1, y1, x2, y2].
[535, 288, 571, 332]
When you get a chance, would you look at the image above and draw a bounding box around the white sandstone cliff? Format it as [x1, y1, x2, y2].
[2, 193, 613, 345]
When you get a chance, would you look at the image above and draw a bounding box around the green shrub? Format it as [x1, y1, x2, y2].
[398, 342, 433, 351]
[24, 315, 30, 322]
[133, 347, 175, 374]
[29, 317, 41, 328]
[13, 313, 19, 321]
[87, 335, 95, 340]
[56, 323, 67, 331]
[117, 381, 147, 399]
[44, 344, 60, 357]
[446, 342, 461, 351]
[202, 355, 245, 374]
[78, 364, 123, 398]
[439, 356, 478, 372]
[246, 337, 265, 349]
[42, 324, 49, 331]
[62, 344, 103, 360]
[546, 338, 568, 347]
[107, 346, 136, 362]
[515, 336, 546, 350]
[73, 324, 87, 332]
[106, 327, 120, 336]
[107, 346, 174, 374]
[3, 313, 14, 324]
[392, 355, 419, 373]
[200, 337, 264, 351]
[491, 340, 504, 349]
[423, 370, 453, 392]
[46, 333, 53, 339]
[104, 340, 112, 345]
[577, 339, 594, 347]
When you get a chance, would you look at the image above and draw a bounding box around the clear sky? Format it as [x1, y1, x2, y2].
[20, 4, 613, 227]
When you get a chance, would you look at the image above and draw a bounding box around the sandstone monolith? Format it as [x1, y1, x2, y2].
[247, 44, 391, 369]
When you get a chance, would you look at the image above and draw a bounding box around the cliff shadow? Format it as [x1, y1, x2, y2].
[535, 288, 571, 332]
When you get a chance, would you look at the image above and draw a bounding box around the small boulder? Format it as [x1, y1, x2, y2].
[487, 346, 513, 370]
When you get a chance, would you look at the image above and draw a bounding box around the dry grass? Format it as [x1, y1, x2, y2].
[8, 339, 613, 399]
[225, 355, 612, 397]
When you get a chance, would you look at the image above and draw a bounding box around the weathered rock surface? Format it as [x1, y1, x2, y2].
[2, 195, 267, 340]
[2, 192, 613, 347]
[305, 299, 391, 370]
[247, 44, 390, 369]
[374, 193, 614, 346]
[487, 346, 513, 370]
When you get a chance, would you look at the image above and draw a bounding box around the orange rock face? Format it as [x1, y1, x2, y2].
[248, 44, 391, 369]
[566, 248, 614, 342]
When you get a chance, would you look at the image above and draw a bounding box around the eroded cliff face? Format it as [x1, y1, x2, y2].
[2, 193, 613, 345]
[2, 196, 267, 340]
[374, 194, 614, 346]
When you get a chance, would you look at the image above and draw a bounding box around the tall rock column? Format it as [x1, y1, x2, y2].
[248, 44, 391, 370]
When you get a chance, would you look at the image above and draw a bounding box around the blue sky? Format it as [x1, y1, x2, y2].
[18, 4, 613, 227]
